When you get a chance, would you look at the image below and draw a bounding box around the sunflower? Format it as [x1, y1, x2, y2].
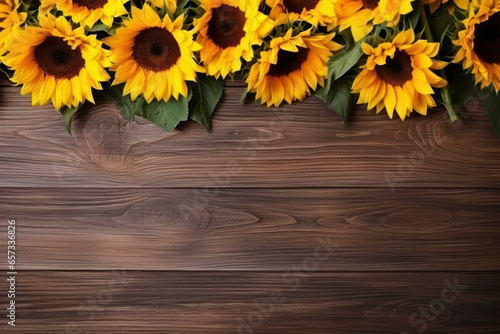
[336, 0, 414, 41]
[0, 0, 26, 52]
[2, 15, 111, 109]
[453, 0, 500, 92]
[104, 4, 203, 102]
[266, 0, 337, 30]
[247, 28, 343, 107]
[352, 29, 448, 120]
[194, 0, 274, 78]
[39, 0, 129, 28]
[421, 0, 469, 13]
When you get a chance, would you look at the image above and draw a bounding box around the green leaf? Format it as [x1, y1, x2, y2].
[316, 76, 355, 123]
[446, 65, 477, 111]
[428, 7, 453, 42]
[88, 22, 109, 33]
[339, 29, 355, 48]
[102, 85, 146, 122]
[323, 39, 364, 92]
[188, 74, 224, 131]
[175, 0, 191, 13]
[19, 1, 31, 12]
[481, 86, 500, 135]
[142, 92, 191, 132]
[87, 22, 120, 35]
[240, 88, 249, 104]
[427, 5, 454, 54]
[405, 1, 421, 30]
[59, 104, 81, 135]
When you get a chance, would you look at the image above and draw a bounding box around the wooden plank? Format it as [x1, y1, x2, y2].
[1, 84, 499, 188]
[2, 271, 498, 333]
[2, 187, 499, 271]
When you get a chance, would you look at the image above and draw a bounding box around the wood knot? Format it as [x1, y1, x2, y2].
[73, 108, 131, 170]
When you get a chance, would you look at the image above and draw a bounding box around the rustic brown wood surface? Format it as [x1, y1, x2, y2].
[1, 77, 499, 333]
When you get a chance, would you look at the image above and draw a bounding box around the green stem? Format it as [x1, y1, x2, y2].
[419, 3, 459, 122]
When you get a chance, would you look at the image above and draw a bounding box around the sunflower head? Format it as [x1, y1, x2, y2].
[0, 0, 26, 52]
[453, 0, 500, 92]
[336, 0, 414, 41]
[1, 15, 111, 109]
[194, 0, 274, 78]
[266, 0, 337, 30]
[247, 28, 343, 107]
[39, 0, 129, 28]
[352, 29, 448, 120]
[104, 4, 204, 102]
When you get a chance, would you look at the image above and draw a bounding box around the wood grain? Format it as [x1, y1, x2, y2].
[1, 187, 499, 271]
[1, 78, 499, 333]
[1, 271, 497, 333]
[1, 84, 499, 188]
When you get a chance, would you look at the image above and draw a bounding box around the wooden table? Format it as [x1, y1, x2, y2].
[1, 77, 499, 333]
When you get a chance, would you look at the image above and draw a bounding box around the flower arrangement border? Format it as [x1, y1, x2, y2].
[1, 0, 499, 134]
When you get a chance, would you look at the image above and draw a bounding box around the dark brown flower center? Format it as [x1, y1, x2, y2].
[34, 36, 85, 79]
[362, 0, 379, 10]
[72, 0, 108, 10]
[473, 12, 500, 64]
[282, 0, 320, 13]
[375, 50, 413, 86]
[268, 47, 309, 77]
[132, 27, 181, 72]
[207, 4, 246, 48]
